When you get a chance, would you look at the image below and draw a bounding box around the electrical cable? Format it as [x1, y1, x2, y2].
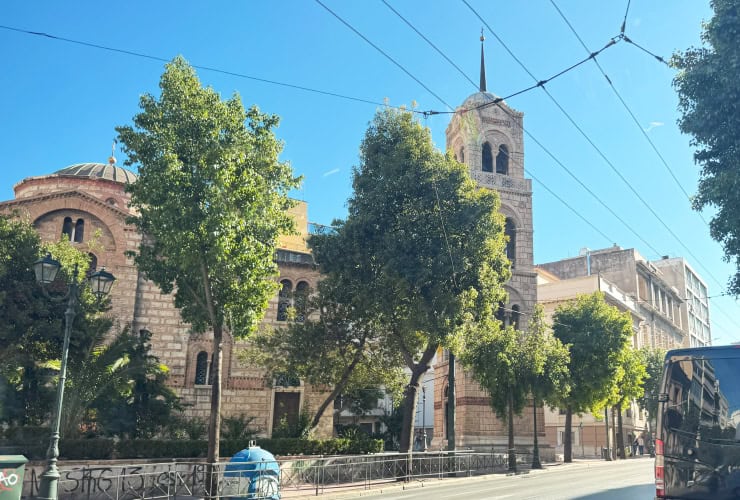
[0, 24, 407, 113]
[459, 1, 736, 330]
[549, 0, 706, 223]
[382, 2, 738, 337]
[313, 0, 455, 111]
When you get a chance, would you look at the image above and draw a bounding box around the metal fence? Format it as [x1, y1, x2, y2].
[23, 449, 534, 499]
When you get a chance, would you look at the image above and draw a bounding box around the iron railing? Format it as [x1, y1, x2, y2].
[22, 449, 534, 499]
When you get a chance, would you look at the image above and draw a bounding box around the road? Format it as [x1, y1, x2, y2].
[353, 458, 654, 500]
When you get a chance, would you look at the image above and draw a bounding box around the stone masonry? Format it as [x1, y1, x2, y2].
[0, 161, 332, 438]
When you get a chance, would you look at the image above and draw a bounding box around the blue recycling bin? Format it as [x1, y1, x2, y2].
[224, 446, 280, 499]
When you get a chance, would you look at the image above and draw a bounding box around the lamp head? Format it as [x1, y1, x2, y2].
[87, 267, 115, 300]
[33, 253, 61, 285]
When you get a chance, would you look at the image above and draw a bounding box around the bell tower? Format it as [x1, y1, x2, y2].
[435, 33, 539, 449]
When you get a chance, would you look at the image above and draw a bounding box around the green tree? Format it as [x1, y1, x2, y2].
[310, 108, 510, 452]
[638, 347, 666, 428]
[93, 329, 181, 438]
[599, 348, 647, 459]
[0, 215, 109, 426]
[117, 56, 299, 479]
[461, 322, 522, 470]
[551, 292, 633, 462]
[521, 305, 570, 468]
[244, 280, 405, 434]
[673, 0, 740, 294]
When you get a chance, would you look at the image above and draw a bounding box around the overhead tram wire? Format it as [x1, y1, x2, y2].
[0, 24, 409, 114]
[460, 1, 733, 300]
[313, 0, 455, 112]
[380, 4, 660, 254]
[380, 3, 740, 333]
[549, 0, 705, 223]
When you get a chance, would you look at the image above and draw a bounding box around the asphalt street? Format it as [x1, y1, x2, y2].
[350, 458, 654, 500]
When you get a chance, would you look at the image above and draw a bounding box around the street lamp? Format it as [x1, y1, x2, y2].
[34, 254, 115, 500]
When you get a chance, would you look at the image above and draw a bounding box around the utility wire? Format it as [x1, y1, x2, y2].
[381, 0, 478, 90]
[384, 3, 659, 254]
[0, 24, 404, 113]
[461, 1, 732, 303]
[622, 36, 670, 66]
[386, 2, 738, 334]
[313, 0, 455, 111]
[549, 0, 704, 221]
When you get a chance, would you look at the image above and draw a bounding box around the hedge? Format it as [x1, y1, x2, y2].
[3, 437, 384, 460]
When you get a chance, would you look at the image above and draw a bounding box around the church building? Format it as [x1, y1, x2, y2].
[0, 160, 333, 438]
[433, 35, 540, 450]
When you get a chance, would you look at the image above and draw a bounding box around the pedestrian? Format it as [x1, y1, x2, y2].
[638, 435, 645, 456]
[632, 436, 638, 457]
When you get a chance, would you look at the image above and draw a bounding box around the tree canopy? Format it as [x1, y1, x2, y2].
[117, 56, 299, 471]
[673, 0, 740, 293]
[0, 215, 111, 426]
[243, 280, 405, 433]
[552, 292, 633, 462]
[310, 108, 511, 452]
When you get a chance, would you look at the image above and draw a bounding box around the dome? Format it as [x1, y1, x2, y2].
[54, 163, 138, 184]
[459, 91, 502, 110]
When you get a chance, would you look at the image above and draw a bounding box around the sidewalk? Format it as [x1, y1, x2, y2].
[279, 459, 615, 499]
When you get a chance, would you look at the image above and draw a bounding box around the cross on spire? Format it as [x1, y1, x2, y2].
[479, 28, 487, 92]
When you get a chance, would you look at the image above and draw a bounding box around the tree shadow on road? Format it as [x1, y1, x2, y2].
[571, 483, 654, 499]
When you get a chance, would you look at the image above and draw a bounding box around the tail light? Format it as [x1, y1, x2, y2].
[655, 439, 665, 498]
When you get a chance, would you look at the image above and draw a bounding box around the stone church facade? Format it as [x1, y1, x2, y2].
[0, 161, 333, 438]
[433, 40, 540, 450]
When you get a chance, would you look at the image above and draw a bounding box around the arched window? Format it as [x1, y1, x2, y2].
[61, 217, 73, 240]
[88, 253, 98, 272]
[294, 281, 309, 322]
[194, 351, 209, 385]
[505, 218, 516, 267]
[73, 219, 84, 243]
[275, 372, 301, 387]
[277, 280, 292, 321]
[482, 142, 493, 172]
[459, 147, 465, 163]
[511, 305, 521, 330]
[496, 145, 509, 175]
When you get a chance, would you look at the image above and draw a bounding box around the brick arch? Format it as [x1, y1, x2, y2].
[184, 335, 233, 389]
[21, 194, 129, 266]
[35, 209, 117, 251]
[498, 203, 523, 230]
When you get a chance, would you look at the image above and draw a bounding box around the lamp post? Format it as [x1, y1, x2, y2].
[34, 254, 115, 500]
[421, 385, 428, 452]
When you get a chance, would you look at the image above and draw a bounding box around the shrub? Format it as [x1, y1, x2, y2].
[60, 439, 115, 460]
[116, 439, 206, 459]
[221, 414, 259, 441]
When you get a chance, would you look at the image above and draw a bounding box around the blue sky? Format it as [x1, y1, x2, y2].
[2, 1, 737, 343]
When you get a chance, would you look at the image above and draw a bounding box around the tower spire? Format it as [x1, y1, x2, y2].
[479, 28, 487, 92]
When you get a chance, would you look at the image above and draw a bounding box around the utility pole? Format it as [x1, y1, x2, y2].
[447, 352, 456, 450]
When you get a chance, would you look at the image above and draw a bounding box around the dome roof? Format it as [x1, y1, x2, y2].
[54, 163, 137, 183]
[459, 91, 502, 110]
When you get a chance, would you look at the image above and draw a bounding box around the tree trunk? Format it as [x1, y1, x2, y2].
[564, 407, 573, 463]
[616, 402, 625, 459]
[398, 344, 437, 454]
[531, 397, 542, 469]
[309, 340, 365, 433]
[507, 389, 516, 472]
[399, 368, 423, 454]
[603, 407, 612, 461]
[206, 324, 223, 499]
[611, 407, 618, 460]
